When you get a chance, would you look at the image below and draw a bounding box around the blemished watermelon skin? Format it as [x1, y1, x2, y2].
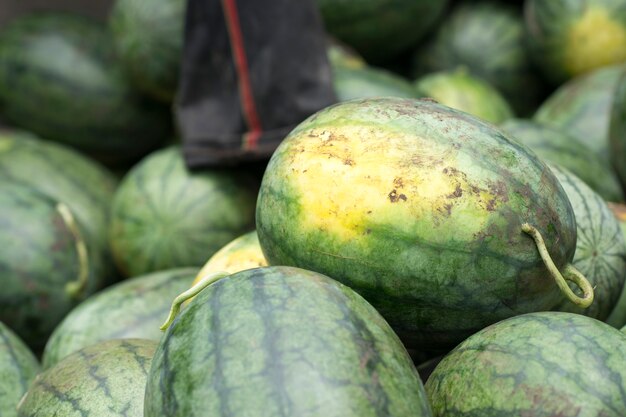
[256, 97, 579, 350]
[42, 267, 196, 369]
[109, 147, 257, 277]
[144, 266, 433, 417]
[0, 322, 40, 417]
[17, 339, 156, 417]
[0, 13, 172, 165]
[426, 312, 626, 416]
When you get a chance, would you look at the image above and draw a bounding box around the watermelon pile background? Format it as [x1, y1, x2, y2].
[4, 0, 626, 415]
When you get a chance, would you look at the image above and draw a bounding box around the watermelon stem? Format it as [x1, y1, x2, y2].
[56, 203, 89, 299]
[160, 270, 230, 331]
[522, 223, 594, 308]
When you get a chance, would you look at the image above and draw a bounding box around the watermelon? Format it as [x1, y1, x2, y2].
[327, 40, 367, 70]
[549, 165, 626, 320]
[0, 13, 172, 165]
[256, 97, 592, 350]
[110, 147, 257, 277]
[317, 0, 448, 63]
[414, 70, 514, 124]
[145, 266, 433, 416]
[0, 183, 101, 351]
[110, 0, 185, 102]
[525, 0, 626, 83]
[0, 322, 39, 417]
[534, 64, 626, 163]
[426, 312, 626, 416]
[501, 119, 624, 202]
[606, 203, 626, 328]
[42, 267, 196, 369]
[333, 65, 419, 102]
[413, 1, 544, 115]
[17, 339, 156, 417]
[610, 70, 626, 189]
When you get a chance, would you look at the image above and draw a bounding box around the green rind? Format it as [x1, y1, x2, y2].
[257, 97, 577, 350]
[501, 119, 624, 202]
[426, 312, 626, 416]
[534, 64, 626, 164]
[0, 322, 40, 417]
[42, 267, 196, 369]
[0, 13, 172, 164]
[414, 70, 514, 124]
[17, 339, 156, 417]
[109, 147, 257, 277]
[333, 65, 419, 102]
[549, 165, 626, 320]
[610, 70, 626, 189]
[606, 203, 626, 328]
[145, 266, 433, 417]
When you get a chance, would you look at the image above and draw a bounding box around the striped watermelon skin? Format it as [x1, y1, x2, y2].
[0, 322, 39, 417]
[0, 13, 172, 165]
[550, 165, 626, 320]
[145, 266, 433, 417]
[42, 268, 196, 369]
[110, 147, 257, 277]
[333, 65, 419, 102]
[426, 312, 626, 416]
[0, 183, 101, 351]
[501, 119, 624, 202]
[17, 339, 156, 417]
[257, 97, 577, 350]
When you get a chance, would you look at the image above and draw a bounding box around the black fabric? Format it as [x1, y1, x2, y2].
[177, 0, 337, 168]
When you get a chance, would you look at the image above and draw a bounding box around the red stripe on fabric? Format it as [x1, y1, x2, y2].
[222, 0, 263, 150]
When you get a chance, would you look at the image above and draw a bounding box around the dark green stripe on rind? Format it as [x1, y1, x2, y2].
[145, 266, 432, 417]
[426, 312, 626, 416]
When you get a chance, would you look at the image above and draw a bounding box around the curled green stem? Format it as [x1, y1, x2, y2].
[57, 203, 89, 300]
[160, 270, 230, 331]
[522, 223, 594, 308]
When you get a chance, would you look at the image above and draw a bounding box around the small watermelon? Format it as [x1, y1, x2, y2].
[257, 97, 591, 350]
[333, 65, 419, 101]
[414, 70, 514, 124]
[42, 268, 196, 369]
[17, 339, 156, 417]
[501, 119, 624, 202]
[426, 312, 626, 416]
[109, 147, 257, 277]
[145, 266, 433, 416]
[0, 322, 39, 417]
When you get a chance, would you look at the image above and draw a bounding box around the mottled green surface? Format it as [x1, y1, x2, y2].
[606, 203, 626, 328]
[318, 0, 448, 63]
[110, 147, 257, 277]
[610, 70, 626, 188]
[501, 119, 624, 201]
[18, 339, 156, 417]
[0, 322, 39, 417]
[110, 0, 184, 102]
[333, 65, 419, 102]
[426, 312, 626, 416]
[0, 183, 100, 351]
[257, 97, 577, 350]
[145, 266, 432, 417]
[0, 13, 172, 164]
[415, 70, 514, 124]
[43, 268, 196, 369]
[534, 64, 626, 164]
[413, 1, 544, 115]
[549, 165, 626, 320]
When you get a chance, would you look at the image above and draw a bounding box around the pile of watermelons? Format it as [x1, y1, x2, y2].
[4, 0, 626, 415]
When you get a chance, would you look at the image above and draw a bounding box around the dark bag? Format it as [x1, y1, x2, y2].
[177, 0, 337, 168]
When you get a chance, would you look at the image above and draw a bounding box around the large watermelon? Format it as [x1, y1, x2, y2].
[0, 322, 39, 417]
[145, 266, 433, 416]
[17, 339, 156, 417]
[426, 312, 626, 416]
[110, 147, 257, 277]
[525, 0, 626, 83]
[534, 64, 626, 163]
[501, 119, 624, 202]
[333, 65, 419, 102]
[413, 1, 544, 115]
[414, 70, 514, 124]
[0, 13, 172, 164]
[42, 267, 196, 369]
[256, 97, 591, 350]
